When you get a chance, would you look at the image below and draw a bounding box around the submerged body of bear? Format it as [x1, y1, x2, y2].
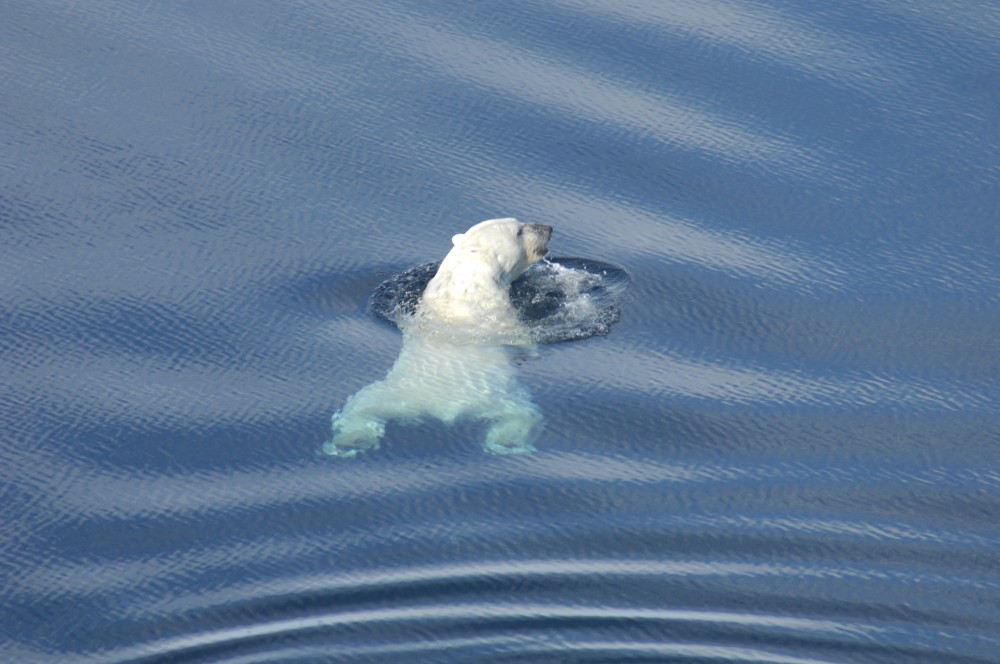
[325, 218, 553, 457]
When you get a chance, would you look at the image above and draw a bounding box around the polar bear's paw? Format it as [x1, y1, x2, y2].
[483, 414, 541, 456]
[484, 439, 537, 456]
[323, 412, 385, 458]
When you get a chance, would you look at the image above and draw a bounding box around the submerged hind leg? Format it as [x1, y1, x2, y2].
[322, 379, 401, 458]
[323, 410, 385, 458]
[482, 403, 543, 455]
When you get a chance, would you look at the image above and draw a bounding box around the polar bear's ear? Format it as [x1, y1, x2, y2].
[451, 233, 465, 246]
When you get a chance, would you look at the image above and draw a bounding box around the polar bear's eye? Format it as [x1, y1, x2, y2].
[516, 227, 524, 237]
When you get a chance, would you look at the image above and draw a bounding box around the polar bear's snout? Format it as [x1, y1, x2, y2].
[522, 223, 553, 262]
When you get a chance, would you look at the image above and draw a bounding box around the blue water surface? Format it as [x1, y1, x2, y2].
[2, 1, 999, 662]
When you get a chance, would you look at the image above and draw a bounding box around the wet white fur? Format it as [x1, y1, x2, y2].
[326, 218, 552, 457]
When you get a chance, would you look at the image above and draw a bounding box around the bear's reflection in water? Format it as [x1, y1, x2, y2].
[325, 218, 552, 457]
[324, 334, 542, 457]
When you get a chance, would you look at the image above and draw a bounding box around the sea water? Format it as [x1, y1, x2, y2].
[2, 1, 998, 662]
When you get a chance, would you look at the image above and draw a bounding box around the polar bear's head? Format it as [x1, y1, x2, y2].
[448, 218, 552, 284]
[417, 218, 553, 328]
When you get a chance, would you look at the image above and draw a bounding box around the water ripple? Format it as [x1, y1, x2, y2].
[7, 444, 998, 662]
[338, 1, 838, 180]
[72, 555, 999, 663]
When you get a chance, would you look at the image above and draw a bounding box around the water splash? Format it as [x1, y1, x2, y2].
[369, 256, 630, 345]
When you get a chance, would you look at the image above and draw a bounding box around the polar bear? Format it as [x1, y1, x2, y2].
[324, 218, 553, 458]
